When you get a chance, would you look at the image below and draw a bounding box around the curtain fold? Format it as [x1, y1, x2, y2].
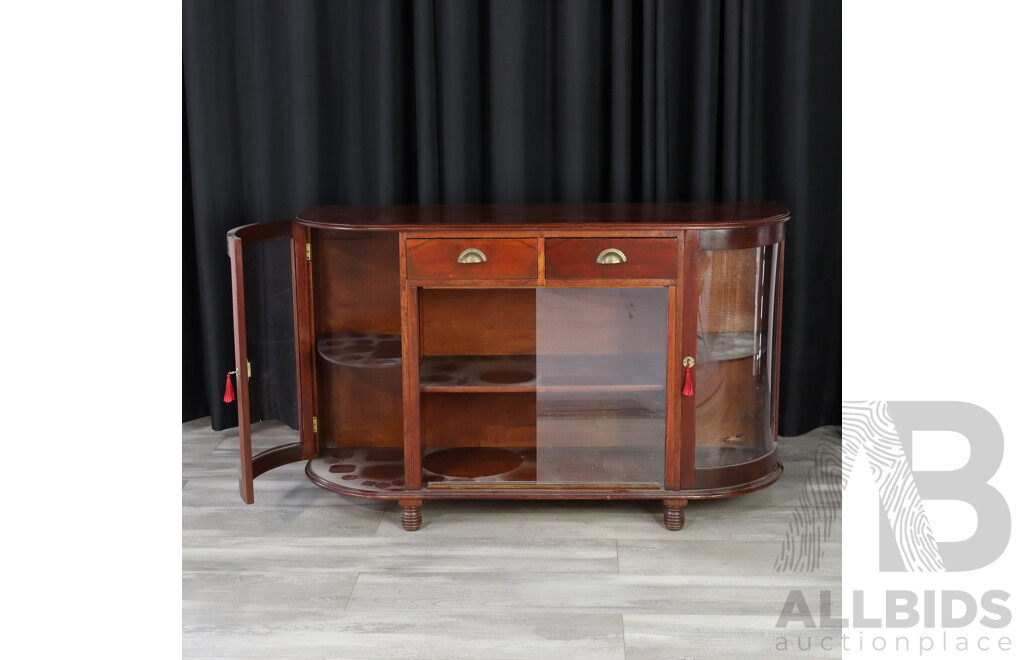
[184, 0, 840, 434]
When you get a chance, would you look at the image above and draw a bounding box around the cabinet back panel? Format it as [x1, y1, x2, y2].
[421, 289, 536, 355]
[313, 230, 401, 334]
[423, 392, 537, 447]
[320, 363, 403, 448]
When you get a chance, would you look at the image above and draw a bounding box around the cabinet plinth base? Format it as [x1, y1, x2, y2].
[663, 499, 688, 531]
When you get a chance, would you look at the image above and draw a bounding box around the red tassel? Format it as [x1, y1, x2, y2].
[683, 366, 694, 397]
[223, 372, 236, 403]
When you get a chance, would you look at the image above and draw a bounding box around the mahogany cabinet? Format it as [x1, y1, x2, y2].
[227, 203, 789, 530]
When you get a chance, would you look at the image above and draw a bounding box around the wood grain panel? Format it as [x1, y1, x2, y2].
[664, 279, 681, 490]
[699, 222, 785, 250]
[227, 234, 254, 504]
[545, 238, 676, 280]
[407, 238, 538, 280]
[679, 231, 700, 489]
[297, 201, 790, 231]
[291, 222, 317, 459]
[401, 281, 423, 490]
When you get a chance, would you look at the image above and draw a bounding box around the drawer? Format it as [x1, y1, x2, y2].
[544, 238, 677, 280]
[406, 238, 538, 281]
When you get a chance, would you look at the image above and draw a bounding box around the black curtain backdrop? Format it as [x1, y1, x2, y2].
[183, 0, 840, 435]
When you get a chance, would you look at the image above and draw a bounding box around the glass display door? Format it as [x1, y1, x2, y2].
[227, 220, 311, 503]
[535, 288, 668, 485]
[417, 286, 670, 489]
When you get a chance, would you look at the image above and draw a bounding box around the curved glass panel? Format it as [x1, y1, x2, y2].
[695, 244, 780, 468]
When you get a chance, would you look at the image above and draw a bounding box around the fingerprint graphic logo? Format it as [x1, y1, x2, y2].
[773, 430, 841, 572]
[842, 401, 944, 572]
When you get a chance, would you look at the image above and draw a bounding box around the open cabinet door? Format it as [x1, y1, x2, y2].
[227, 219, 315, 503]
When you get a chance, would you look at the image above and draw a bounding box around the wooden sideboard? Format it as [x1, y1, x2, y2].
[227, 203, 788, 531]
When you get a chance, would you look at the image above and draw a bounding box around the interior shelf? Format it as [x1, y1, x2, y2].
[419, 354, 667, 393]
[696, 331, 758, 362]
[308, 447, 407, 493]
[317, 332, 402, 367]
[696, 444, 771, 467]
[306, 446, 538, 493]
[420, 355, 536, 392]
[306, 445, 664, 494]
[536, 397, 663, 419]
[314, 331, 756, 376]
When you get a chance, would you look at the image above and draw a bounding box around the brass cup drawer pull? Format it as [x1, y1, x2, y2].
[596, 248, 627, 264]
[457, 248, 488, 263]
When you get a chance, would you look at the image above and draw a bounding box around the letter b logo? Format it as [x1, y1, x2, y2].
[843, 401, 1010, 572]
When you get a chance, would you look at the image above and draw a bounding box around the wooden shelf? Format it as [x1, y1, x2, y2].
[420, 355, 536, 392]
[306, 446, 664, 493]
[696, 331, 758, 362]
[537, 397, 663, 419]
[423, 443, 662, 487]
[307, 447, 407, 493]
[317, 332, 402, 368]
[419, 354, 667, 393]
[695, 444, 771, 467]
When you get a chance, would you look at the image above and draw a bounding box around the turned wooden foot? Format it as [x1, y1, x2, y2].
[399, 499, 422, 531]
[664, 499, 688, 531]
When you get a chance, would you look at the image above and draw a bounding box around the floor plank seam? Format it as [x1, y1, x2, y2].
[616, 613, 628, 660]
[373, 502, 393, 536]
[342, 572, 360, 611]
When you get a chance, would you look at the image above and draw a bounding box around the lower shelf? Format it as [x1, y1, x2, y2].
[305, 445, 666, 494]
[308, 447, 407, 493]
[305, 446, 784, 500]
[695, 443, 772, 467]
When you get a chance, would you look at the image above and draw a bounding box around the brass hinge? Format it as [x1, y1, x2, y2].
[312, 416, 318, 433]
[230, 360, 252, 379]
[305, 242, 311, 261]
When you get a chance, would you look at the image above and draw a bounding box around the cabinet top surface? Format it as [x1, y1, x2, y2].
[296, 202, 789, 231]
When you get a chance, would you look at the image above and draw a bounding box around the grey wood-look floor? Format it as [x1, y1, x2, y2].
[183, 421, 842, 660]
